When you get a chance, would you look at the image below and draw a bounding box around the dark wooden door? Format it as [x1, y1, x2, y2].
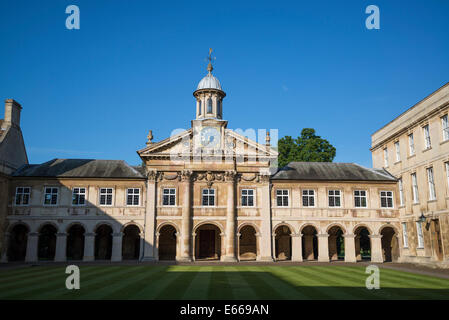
[199, 230, 215, 258]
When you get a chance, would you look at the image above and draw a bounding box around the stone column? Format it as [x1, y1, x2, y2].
[180, 170, 192, 261]
[220, 232, 227, 260]
[303, 235, 314, 260]
[111, 232, 123, 262]
[317, 234, 330, 262]
[0, 232, 10, 263]
[25, 232, 38, 262]
[191, 232, 196, 261]
[291, 233, 303, 262]
[139, 232, 145, 260]
[154, 232, 160, 261]
[143, 170, 158, 261]
[223, 170, 237, 262]
[259, 176, 274, 261]
[370, 234, 384, 263]
[344, 234, 357, 263]
[83, 232, 95, 262]
[236, 232, 241, 261]
[355, 235, 361, 261]
[328, 235, 338, 261]
[272, 233, 277, 260]
[55, 232, 68, 262]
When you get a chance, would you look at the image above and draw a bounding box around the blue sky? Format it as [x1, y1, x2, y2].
[1, 0, 448, 167]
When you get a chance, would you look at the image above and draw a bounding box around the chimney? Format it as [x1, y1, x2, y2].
[4, 99, 22, 127]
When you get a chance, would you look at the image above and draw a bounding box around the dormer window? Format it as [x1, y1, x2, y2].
[207, 98, 212, 114]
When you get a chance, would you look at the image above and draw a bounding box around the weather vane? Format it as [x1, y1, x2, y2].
[206, 48, 216, 73]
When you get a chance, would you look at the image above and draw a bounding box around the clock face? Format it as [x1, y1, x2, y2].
[200, 127, 220, 148]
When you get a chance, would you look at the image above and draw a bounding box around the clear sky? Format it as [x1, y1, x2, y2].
[1, 0, 448, 168]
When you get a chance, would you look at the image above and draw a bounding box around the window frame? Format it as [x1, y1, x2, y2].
[126, 188, 141, 206]
[43, 187, 59, 206]
[442, 114, 449, 142]
[276, 189, 289, 207]
[402, 222, 409, 248]
[354, 190, 368, 208]
[423, 124, 431, 149]
[202, 188, 216, 207]
[394, 141, 401, 162]
[162, 188, 176, 206]
[99, 187, 114, 206]
[411, 173, 419, 204]
[328, 189, 342, 208]
[380, 190, 394, 208]
[241, 188, 255, 207]
[207, 98, 213, 114]
[72, 187, 86, 206]
[426, 167, 436, 201]
[416, 221, 424, 249]
[302, 189, 316, 207]
[15, 187, 31, 206]
[398, 178, 404, 206]
[383, 147, 389, 167]
[408, 133, 415, 156]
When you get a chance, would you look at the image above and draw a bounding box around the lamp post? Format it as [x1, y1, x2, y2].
[418, 213, 426, 223]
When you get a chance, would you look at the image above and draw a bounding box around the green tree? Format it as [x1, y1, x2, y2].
[277, 128, 336, 167]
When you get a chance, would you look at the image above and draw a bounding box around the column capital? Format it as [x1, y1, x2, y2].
[113, 232, 123, 237]
[56, 232, 68, 237]
[317, 233, 329, 238]
[84, 232, 95, 237]
[343, 233, 356, 238]
[224, 170, 237, 182]
[181, 169, 193, 182]
[220, 232, 226, 237]
[369, 234, 383, 239]
[290, 233, 303, 237]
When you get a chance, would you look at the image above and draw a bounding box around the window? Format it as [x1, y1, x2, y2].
[127, 188, 140, 206]
[395, 141, 401, 162]
[15, 187, 30, 206]
[72, 187, 86, 206]
[241, 189, 255, 207]
[442, 115, 449, 141]
[446, 162, 449, 190]
[408, 133, 415, 155]
[302, 189, 315, 207]
[207, 98, 212, 113]
[328, 190, 341, 207]
[276, 189, 289, 207]
[423, 124, 431, 149]
[398, 178, 404, 206]
[202, 188, 215, 206]
[198, 100, 202, 115]
[44, 187, 58, 206]
[411, 173, 419, 203]
[380, 191, 393, 208]
[99, 188, 113, 206]
[217, 99, 221, 116]
[162, 188, 176, 206]
[354, 190, 367, 208]
[402, 222, 409, 248]
[427, 167, 436, 200]
[416, 221, 424, 249]
[383, 148, 389, 167]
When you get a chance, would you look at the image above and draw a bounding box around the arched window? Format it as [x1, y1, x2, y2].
[198, 100, 202, 115]
[217, 100, 221, 116]
[207, 98, 212, 114]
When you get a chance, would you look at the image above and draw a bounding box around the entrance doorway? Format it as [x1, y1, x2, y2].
[195, 224, 221, 260]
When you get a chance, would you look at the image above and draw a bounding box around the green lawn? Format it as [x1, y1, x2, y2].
[0, 265, 448, 300]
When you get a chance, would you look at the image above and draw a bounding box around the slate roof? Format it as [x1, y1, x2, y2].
[12, 159, 145, 179]
[271, 162, 396, 182]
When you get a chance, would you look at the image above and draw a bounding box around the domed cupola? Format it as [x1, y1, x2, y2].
[193, 49, 226, 120]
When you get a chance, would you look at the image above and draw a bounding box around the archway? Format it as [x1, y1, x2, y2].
[302, 225, 318, 260]
[158, 224, 177, 261]
[38, 224, 57, 261]
[122, 224, 141, 260]
[7, 224, 29, 261]
[67, 224, 85, 260]
[195, 224, 221, 260]
[328, 226, 344, 261]
[95, 224, 113, 260]
[381, 226, 399, 262]
[275, 225, 292, 261]
[239, 225, 257, 261]
[354, 226, 371, 261]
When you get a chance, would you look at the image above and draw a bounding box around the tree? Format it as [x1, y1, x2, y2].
[277, 128, 336, 167]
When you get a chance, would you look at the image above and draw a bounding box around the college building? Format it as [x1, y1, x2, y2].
[0, 60, 447, 267]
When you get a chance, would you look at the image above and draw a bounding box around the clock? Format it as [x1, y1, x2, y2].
[200, 126, 220, 148]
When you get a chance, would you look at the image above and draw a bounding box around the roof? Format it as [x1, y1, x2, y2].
[197, 72, 222, 91]
[271, 162, 396, 182]
[12, 159, 145, 179]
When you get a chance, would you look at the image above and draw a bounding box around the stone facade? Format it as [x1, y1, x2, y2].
[371, 82, 449, 268]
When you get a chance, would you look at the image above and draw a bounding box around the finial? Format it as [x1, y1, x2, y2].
[207, 48, 215, 73]
[146, 130, 153, 145]
[265, 131, 271, 147]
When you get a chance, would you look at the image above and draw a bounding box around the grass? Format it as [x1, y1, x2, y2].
[0, 264, 448, 300]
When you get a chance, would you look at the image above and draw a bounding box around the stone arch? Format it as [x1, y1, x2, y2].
[38, 223, 58, 261]
[66, 223, 85, 260]
[378, 224, 399, 235]
[195, 223, 222, 260]
[38, 221, 59, 233]
[380, 225, 399, 262]
[274, 224, 292, 261]
[238, 222, 260, 234]
[354, 225, 372, 261]
[121, 221, 144, 233]
[122, 224, 141, 260]
[301, 224, 318, 260]
[327, 225, 345, 261]
[157, 221, 180, 234]
[95, 224, 113, 260]
[194, 221, 224, 234]
[7, 223, 29, 261]
[326, 223, 347, 234]
[65, 221, 88, 233]
[299, 222, 321, 234]
[238, 224, 257, 261]
[94, 221, 116, 234]
[353, 224, 373, 235]
[272, 222, 296, 235]
[158, 223, 178, 261]
[7, 221, 31, 233]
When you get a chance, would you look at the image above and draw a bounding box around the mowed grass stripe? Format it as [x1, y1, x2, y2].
[102, 265, 168, 299]
[0, 265, 57, 280]
[241, 266, 293, 300]
[0, 266, 104, 299]
[181, 266, 213, 300]
[224, 266, 259, 300]
[40, 266, 146, 300]
[208, 266, 234, 300]
[0, 265, 72, 285]
[129, 266, 196, 300]
[155, 266, 200, 299]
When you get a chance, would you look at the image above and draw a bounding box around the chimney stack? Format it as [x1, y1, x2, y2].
[4, 99, 22, 127]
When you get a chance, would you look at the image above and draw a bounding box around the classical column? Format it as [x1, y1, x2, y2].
[236, 232, 241, 261]
[223, 170, 237, 262]
[180, 170, 192, 262]
[343, 234, 357, 263]
[55, 232, 68, 262]
[142, 170, 158, 261]
[259, 174, 274, 261]
[272, 233, 277, 260]
[83, 232, 95, 261]
[25, 232, 38, 262]
[0, 232, 10, 263]
[317, 233, 330, 262]
[139, 232, 145, 260]
[291, 233, 303, 262]
[370, 234, 384, 263]
[303, 235, 314, 260]
[220, 232, 227, 260]
[355, 235, 362, 260]
[191, 232, 196, 261]
[328, 235, 338, 261]
[111, 232, 123, 262]
[154, 232, 160, 261]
